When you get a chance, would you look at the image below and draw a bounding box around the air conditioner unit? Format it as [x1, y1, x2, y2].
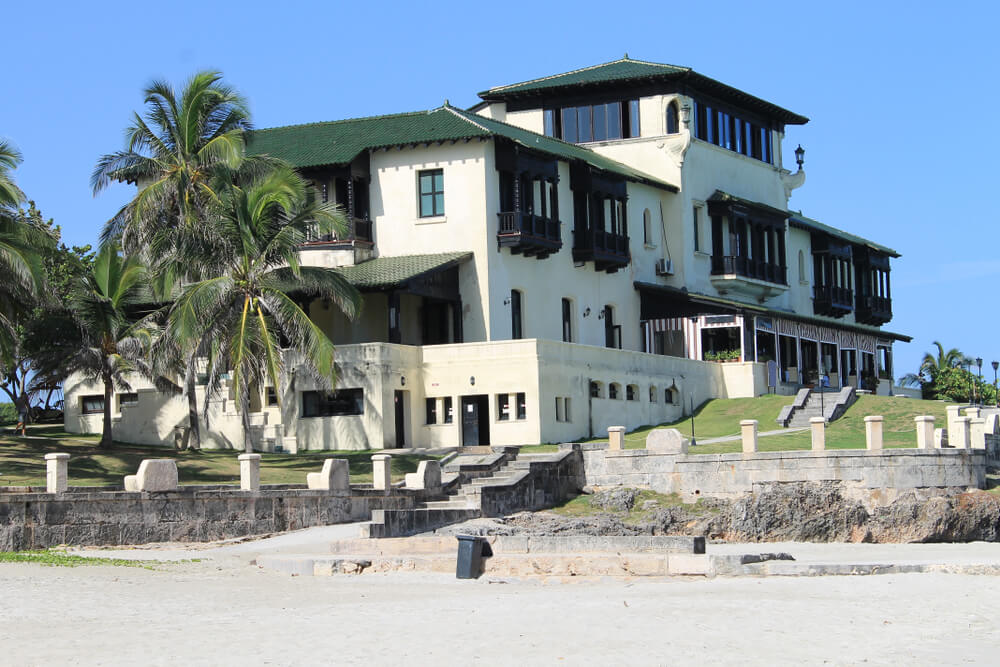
[655, 258, 674, 276]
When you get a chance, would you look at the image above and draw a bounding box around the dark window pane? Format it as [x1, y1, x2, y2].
[516, 392, 526, 420]
[82, 395, 104, 414]
[425, 397, 437, 424]
[705, 106, 713, 143]
[578, 106, 593, 142]
[592, 103, 607, 141]
[497, 394, 510, 421]
[301, 389, 364, 417]
[511, 290, 522, 339]
[443, 396, 453, 423]
[562, 298, 572, 342]
[666, 103, 679, 134]
[561, 107, 578, 143]
[607, 102, 622, 139]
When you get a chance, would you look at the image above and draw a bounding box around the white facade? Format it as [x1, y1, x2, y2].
[65, 58, 906, 451]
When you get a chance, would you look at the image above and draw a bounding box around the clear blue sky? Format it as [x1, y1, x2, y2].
[4, 0, 999, 383]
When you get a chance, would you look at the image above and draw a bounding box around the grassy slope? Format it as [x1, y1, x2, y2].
[0, 426, 438, 487]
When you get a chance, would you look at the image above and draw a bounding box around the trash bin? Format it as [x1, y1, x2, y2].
[455, 534, 491, 579]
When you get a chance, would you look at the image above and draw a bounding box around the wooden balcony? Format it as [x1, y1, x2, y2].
[497, 211, 561, 259]
[856, 294, 892, 325]
[813, 285, 854, 318]
[572, 228, 629, 272]
[709, 255, 788, 300]
[302, 217, 373, 247]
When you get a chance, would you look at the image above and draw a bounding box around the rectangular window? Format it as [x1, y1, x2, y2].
[607, 102, 622, 139]
[578, 106, 593, 142]
[301, 389, 364, 418]
[81, 395, 104, 414]
[265, 388, 278, 407]
[543, 109, 555, 137]
[555, 397, 564, 422]
[418, 169, 444, 217]
[497, 394, 510, 421]
[561, 107, 578, 143]
[629, 100, 640, 138]
[693, 205, 701, 252]
[516, 392, 526, 420]
[425, 397, 437, 425]
[562, 298, 573, 343]
[592, 103, 607, 142]
[511, 290, 522, 339]
[443, 396, 453, 424]
[116, 393, 138, 411]
[564, 397, 571, 422]
[705, 106, 713, 143]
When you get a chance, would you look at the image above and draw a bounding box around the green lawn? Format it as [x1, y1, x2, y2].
[0, 426, 439, 487]
[522, 394, 959, 455]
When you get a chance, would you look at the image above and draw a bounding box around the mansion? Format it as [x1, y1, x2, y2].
[65, 57, 909, 451]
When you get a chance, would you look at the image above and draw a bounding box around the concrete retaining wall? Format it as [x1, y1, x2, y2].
[580, 444, 986, 502]
[0, 486, 420, 551]
[479, 449, 584, 518]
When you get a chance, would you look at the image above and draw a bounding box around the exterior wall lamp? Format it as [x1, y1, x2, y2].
[794, 144, 805, 171]
[470, 376, 476, 386]
[400, 376, 406, 387]
[680, 103, 691, 127]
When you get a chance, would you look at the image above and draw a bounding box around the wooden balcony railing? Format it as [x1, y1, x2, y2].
[710, 254, 787, 285]
[497, 211, 561, 258]
[813, 285, 854, 317]
[856, 294, 892, 325]
[572, 227, 629, 271]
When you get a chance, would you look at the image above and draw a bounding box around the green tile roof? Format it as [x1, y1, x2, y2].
[335, 252, 472, 291]
[789, 213, 899, 258]
[248, 105, 676, 191]
[478, 57, 808, 125]
[247, 109, 489, 169]
[708, 190, 790, 220]
[480, 58, 688, 97]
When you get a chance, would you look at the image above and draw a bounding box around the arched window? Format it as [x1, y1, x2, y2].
[666, 101, 680, 134]
[609, 383, 621, 400]
[626, 384, 639, 401]
[590, 381, 604, 398]
[643, 208, 653, 245]
[649, 385, 658, 403]
[798, 250, 806, 283]
[561, 297, 573, 343]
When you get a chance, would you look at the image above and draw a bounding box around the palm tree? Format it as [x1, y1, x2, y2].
[63, 244, 154, 449]
[900, 341, 966, 388]
[92, 71, 269, 448]
[167, 165, 361, 453]
[0, 141, 48, 366]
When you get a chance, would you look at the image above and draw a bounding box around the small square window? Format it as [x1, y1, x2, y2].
[418, 169, 444, 217]
[81, 395, 104, 414]
[265, 388, 279, 407]
[118, 392, 139, 407]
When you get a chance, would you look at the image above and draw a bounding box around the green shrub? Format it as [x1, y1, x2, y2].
[0, 403, 16, 425]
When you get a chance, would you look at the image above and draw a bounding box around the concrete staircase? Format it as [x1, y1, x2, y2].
[778, 387, 857, 428]
[360, 446, 572, 538]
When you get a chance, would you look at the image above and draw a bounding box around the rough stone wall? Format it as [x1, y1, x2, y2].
[579, 444, 986, 503]
[479, 448, 585, 518]
[0, 487, 419, 551]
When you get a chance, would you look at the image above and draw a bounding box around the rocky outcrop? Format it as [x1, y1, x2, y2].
[455, 482, 1000, 544]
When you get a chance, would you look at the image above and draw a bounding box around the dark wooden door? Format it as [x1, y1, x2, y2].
[461, 395, 490, 446]
[394, 390, 405, 448]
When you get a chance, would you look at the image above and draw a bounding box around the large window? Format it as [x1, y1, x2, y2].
[692, 100, 772, 164]
[546, 100, 639, 143]
[418, 169, 444, 217]
[81, 395, 104, 414]
[302, 389, 364, 417]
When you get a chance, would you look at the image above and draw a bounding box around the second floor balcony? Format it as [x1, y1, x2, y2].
[573, 227, 629, 273]
[497, 211, 561, 259]
[710, 254, 788, 300]
[302, 217, 374, 247]
[813, 284, 854, 318]
[856, 294, 892, 325]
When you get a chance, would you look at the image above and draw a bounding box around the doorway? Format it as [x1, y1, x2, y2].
[394, 390, 406, 448]
[460, 395, 490, 447]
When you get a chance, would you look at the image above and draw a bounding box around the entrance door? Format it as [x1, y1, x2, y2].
[394, 390, 406, 448]
[461, 395, 490, 447]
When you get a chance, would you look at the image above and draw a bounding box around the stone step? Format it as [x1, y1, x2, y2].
[421, 499, 479, 510]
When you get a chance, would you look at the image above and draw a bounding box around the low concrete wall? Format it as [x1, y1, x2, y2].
[0, 486, 421, 551]
[580, 445, 986, 502]
[478, 448, 584, 518]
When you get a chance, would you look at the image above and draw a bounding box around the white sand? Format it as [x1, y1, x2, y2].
[2, 559, 1000, 665]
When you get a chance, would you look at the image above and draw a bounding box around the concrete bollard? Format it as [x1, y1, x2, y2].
[45, 453, 70, 494]
[864, 416, 884, 450]
[946, 405, 963, 437]
[239, 453, 261, 491]
[934, 428, 948, 449]
[809, 417, 826, 451]
[951, 416, 971, 449]
[740, 420, 758, 453]
[372, 454, 392, 493]
[915, 416, 935, 449]
[970, 418, 986, 450]
[607, 426, 626, 451]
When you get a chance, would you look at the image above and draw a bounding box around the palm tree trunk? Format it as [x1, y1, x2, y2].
[240, 388, 253, 454]
[185, 355, 201, 450]
[100, 371, 113, 450]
